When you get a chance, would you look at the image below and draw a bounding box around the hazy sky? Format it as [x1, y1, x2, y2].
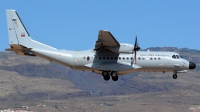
[1, 0, 200, 51]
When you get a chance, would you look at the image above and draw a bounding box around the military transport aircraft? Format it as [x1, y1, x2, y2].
[5, 10, 196, 81]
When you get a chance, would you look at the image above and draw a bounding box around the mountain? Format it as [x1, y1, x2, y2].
[0, 52, 91, 102]
[0, 47, 199, 101]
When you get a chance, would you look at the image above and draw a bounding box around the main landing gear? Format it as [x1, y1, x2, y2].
[102, 71, 110, 81]
[102, 71, 119, 81]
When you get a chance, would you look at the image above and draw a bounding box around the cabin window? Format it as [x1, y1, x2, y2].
[130, 57, 133, 60]
[103, 57, 105, 60]
[127, 57, 129, 60]
[87, 56, 90, 61]
[115, 57, 118, 60]
[158, 57, 161, 60]
[99, 57, 101, 60]
[138, 57, 141, 60]
[150, 58, 153, 60]
[176, 55, 180, 59]
[107, 57, 109, 60]
[142, 58, 145, 60]
[111, 57, 113, 60]
[83, 57, 86, 59]
[154, 58, 157, 60]
[94, 57, 98, 60]
[119, 57, 121, 60]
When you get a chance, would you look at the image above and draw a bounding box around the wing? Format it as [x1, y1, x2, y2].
[94, 30, 120, 50]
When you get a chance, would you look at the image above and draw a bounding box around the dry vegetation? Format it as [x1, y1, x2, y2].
[0, 47, 199, 112]
[0, 70, 81, 95]
[0, 52, 50, 66]
[1, 90, 199, 112]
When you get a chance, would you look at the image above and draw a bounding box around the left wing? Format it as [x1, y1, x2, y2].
[94, 30, 120, 50]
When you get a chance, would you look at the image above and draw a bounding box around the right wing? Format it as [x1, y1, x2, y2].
[94, 30, 120, 50]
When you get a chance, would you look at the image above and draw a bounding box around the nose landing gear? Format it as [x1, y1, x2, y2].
[102, 71, 119, 81]
[172, 71, 178, 79]
[172, 74, 177, 79]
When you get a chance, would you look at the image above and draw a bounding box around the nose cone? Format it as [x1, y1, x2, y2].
[189, 62, 196, 69]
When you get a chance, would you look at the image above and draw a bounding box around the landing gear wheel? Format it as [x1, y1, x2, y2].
[103, 75, 110, 81]
[172, 74, 177, 79]
[112, 76, 119, 81]
[111, 71, 118, 81]
[102, 71, 108, 77]
[102, 71, 110, 81]
[111, 71, 117, 77]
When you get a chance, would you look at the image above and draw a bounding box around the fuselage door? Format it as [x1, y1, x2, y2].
[74, 51, 82, 66]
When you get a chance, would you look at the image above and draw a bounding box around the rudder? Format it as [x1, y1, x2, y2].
[6, 10, 31, 47]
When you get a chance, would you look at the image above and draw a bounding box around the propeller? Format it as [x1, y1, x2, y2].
[132, 36, 140, 64]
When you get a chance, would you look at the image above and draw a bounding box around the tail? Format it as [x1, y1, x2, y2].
[6, 10, 56, 55]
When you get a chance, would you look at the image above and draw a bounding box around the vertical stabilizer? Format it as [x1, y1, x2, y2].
[6, 10, 31, 47]
[6, 10, 56, 51]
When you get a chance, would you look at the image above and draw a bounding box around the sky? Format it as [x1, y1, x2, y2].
[1, 0, 200, 51]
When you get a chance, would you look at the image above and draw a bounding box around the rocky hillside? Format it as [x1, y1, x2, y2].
[0, 47, 199, 101]
[0, 52, 91, 101]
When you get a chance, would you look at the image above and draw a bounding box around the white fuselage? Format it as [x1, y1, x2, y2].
[32, 49, 189, 75]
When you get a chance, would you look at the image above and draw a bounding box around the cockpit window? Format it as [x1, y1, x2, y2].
[172, 55, 181, 59]
[172, 55, 176, 59]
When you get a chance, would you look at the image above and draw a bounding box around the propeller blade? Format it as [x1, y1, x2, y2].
[134, 36, 140, 51]
[134, 51, 137, 64]
[133, 36, 140, 64]
[134, 36, 137, 47]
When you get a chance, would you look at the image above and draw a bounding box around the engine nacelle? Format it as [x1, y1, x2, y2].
[106, 43, 134, 53]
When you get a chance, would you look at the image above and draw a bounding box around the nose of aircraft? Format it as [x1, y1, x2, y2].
[189, 62, 196, 69]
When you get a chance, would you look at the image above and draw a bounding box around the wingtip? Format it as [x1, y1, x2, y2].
[100, 30, 110, 32]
